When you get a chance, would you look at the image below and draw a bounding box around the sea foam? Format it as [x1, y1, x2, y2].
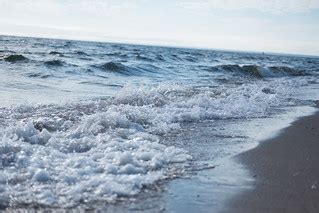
[0, 77, 305, 207]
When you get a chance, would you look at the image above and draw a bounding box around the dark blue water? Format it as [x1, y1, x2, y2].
[0, 35, 318, 209]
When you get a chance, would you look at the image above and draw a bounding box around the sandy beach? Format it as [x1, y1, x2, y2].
[225, 102, 319, 213]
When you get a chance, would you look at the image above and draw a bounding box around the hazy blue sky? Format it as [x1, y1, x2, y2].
[0, 0, 319, 55]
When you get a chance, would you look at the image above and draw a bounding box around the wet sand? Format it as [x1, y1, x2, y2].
[226, 103, 319, 213]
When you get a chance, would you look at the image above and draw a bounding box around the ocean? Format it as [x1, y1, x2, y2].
[0, 35, 319, 210]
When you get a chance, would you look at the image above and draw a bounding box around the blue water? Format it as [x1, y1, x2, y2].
[1, 35, 318, 106]
[0, 35, 319, 209]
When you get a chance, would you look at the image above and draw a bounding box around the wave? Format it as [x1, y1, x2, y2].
[98, 62, 157, 76]
[136, 54, 155, 62]
[49, 51, 64, 56]
[212, 64, 306, 78]
[101, 61, 125, 71]
[97, 61, 133, 76]
[75, 51, 90, 56]
[2, 54, 28, 63]
[0, 35, 318, 209]
[80, 81, 123, 88]
[156, 54, 166, 61]
[28, 73, 52, 79]
[184, 55, 198, 62]
[268, 66, 304, 76]
[105, 52, 128, 58]
[44, 60, 64, 67]
[0, 78, 303, 208]
[170, 54, 182, 61]
[241, 65, 264, 78]
[101, 62, 168, 77]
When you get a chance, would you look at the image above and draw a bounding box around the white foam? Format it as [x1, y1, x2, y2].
[0, 119, 191, 207]
[0, 77, 308, 207]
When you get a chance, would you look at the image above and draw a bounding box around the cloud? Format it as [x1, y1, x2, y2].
[177, 0, 319, 14]
[0, 0, 137, 16]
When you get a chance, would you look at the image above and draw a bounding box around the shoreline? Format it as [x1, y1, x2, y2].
[225, 102, 319, 213]
[4, 106, 317, 212]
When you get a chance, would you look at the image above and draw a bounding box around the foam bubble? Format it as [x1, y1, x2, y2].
[0, 78, 305, 208]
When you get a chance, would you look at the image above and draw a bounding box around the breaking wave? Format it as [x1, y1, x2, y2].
[0, 35, 319, 209]
[212, 64, 306, 78]
[0, 77, 305, 207]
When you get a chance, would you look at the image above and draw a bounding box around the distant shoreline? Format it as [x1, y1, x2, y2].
[225, 101, 319, 213]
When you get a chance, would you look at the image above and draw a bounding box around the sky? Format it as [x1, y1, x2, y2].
[0, 0, 319, 55]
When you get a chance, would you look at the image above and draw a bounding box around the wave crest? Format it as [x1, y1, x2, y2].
[98, 61, 132, 76]
[213, 64, 305, 78]
[2, 54, 28, 63]
[0, 78, 302, 208]
[49, 51, 64, 56]
[44, 60, 64, 67]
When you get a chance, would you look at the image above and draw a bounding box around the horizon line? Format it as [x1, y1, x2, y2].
[1, 32, 318, 58]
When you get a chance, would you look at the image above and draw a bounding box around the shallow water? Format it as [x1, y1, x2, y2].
[0, 35, 319, 210]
